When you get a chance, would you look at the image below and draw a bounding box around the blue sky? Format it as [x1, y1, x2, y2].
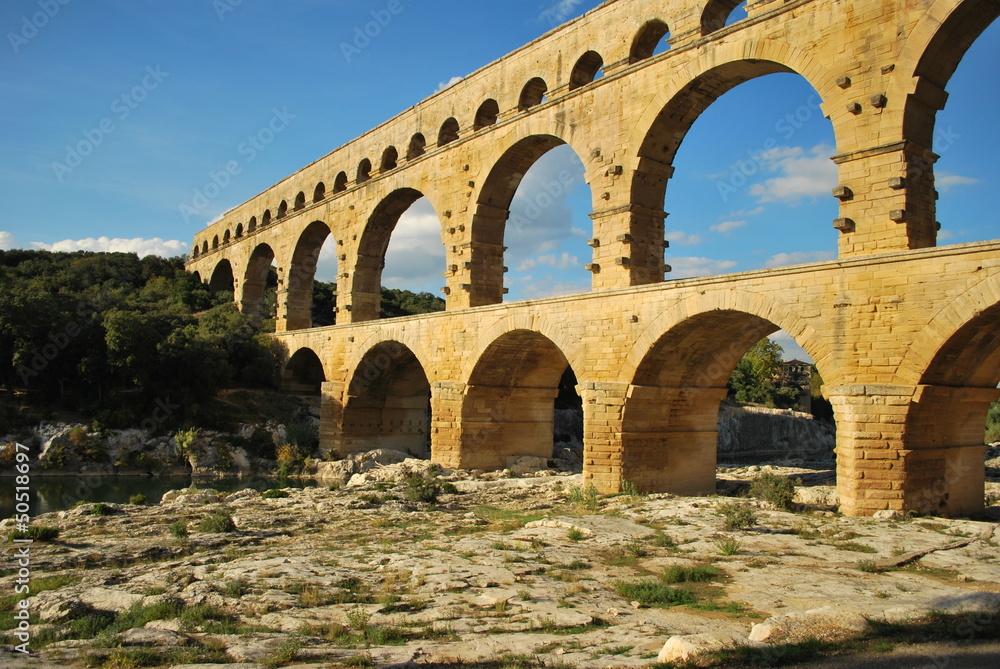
[1, 0, 997, 360]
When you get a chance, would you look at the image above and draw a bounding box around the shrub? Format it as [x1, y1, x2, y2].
[129, 493, 147, 506]
[91, 503, 113, 516]
[748, 471, 799, 510]
[10, 526, 60, 542]
[567, 527, 585, 541]
[716, 501, 757, 531]
[169, 521, 189, 538]
[196, 510, 236, 534]
[261, 489, 290, 500]
[714, 536, 743, 556]
[652, 532, 675, 548]
[661, 564, 721, 584]
[858, 559, 883, 573]
[568, 484, 600, 511]
[615, 579, 694, 606]
[404, 475, 440, 504]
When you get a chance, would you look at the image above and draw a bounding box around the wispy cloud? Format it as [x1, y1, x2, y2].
[30, 236, 189, 258]
[936, 173, 982, 192]
[435, 76, 464, 93]
[749, 144, 837, 203]
[517, 252, 580, 272]
[0, 231, 17, 250]
[540, 0, 585, 23]
[666, 230, 704, 246]
[382, 198, 447, 292]
[668, 257, 739, 279]
[764, 250, 835, 268]
[710, 220, 746, 235]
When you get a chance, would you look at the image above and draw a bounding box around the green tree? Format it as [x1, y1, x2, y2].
[728, 338, 801, 409]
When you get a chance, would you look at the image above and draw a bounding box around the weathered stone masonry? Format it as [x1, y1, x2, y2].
[187, 0, 1000, 517]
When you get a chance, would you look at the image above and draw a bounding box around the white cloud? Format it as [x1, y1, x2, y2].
[518, 278, 590, 300]
[764, 251, 835, 268]
[749, 145, 838, 203]
[729, 206, 765, 217]
[666, 230, 703, 246]
[0, 231, 17, 250]
[517, 252, 580, 272]
[937, 229, 955, 241]
[668, 257, 739, 279]
[710, 220, 746, 235]
[382, 198, 447, 293]
[435, 76, 464, 93]
[936, 174, 982, 192]
[770, 330, 814, 364]
[30, 236, 189, 258]
[540, 0, 585, 23]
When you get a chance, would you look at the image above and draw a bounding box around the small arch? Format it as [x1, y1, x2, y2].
[344, 341, 431, 459]
[473, 99, 500, 130]
[212, 235, 219, 250]
[381, 146, 399, 172]
[313, 182, 326, 202]
[223, 229, 231, 244]
[357, 158, 372, 184]
[282, 348, 326, 396]
[286, 220, 336, 330]
[519, 77, 548, 111]
[294, 191, 306, 211]
[248, 216, 258, 233]
[242, 243, 276, 325]
[407, 133, 426, 160]
[262, 210, 272, 227]
[191, 247, 199, 259]
[702, 0, 747, 35]
[190, 270, 201, 282]
[235, 223, 244, 239]
[209, 259, 235, 294]
[201, 241, 209, 255]
[277, 200, 288, 219]
[334, 172, 348, 193]
[569, 50, 604, 90]
[438, 118, 460, 147]
[631, 19, 671, 61]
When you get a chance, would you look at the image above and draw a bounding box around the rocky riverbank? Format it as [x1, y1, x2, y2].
[2, 454, 999, 669]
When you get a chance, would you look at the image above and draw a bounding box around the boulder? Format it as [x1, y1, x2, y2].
[658, 632, 749, 663]
[120, 628, 188, 647]
[506, 456, 550, 476]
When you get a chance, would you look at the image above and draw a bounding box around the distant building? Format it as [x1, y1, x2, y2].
[779, 360, 813, 412]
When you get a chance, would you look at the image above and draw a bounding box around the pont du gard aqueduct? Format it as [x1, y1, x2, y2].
[186, 0, 1000, 518]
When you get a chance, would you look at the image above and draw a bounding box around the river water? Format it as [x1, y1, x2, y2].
[0, 476, 320, 519]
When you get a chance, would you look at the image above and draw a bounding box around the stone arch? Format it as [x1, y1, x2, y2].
[438, 117, 460, 147]
[569, 50, 604, 90]
[334, 172, 348, 193]
[381, 146, 399, 172]
[262, 210, 272, 227]
[248, 216, 258, 233]
[314, 182, 326, 203]
[701, 0, 746, 35]
[357, 158, 372, 184]
[349, 187, 439, 322]
[212, 235, 219, 250]
[209, 260, 234, 293]
[191, 247, 199, 259]
[285, 220, 336, 331]
[898, 274, 1000, 387]
[190, 270, 201, 282]
[460, 329, 576, 470]
[474, 99, 500, 130]
[343, 340, 431, 458]
[235, 223, 244, 239]
[294, 192, 306, 211]
[631, 19, 670, 62]
[621, 303, 829, 496]
[468, 132, 591, 306]
[629, 51, 834, 217]
[241, 243, 275, 324]
[900, 0, 1000, 149]
[407, 133, 426, 160]
[518, 77, 548, 110]
[281, 347, 326, 396]
[201, 241, 209, 255]
[223, 229, 231, 244]
[277, 200, 288, 219]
